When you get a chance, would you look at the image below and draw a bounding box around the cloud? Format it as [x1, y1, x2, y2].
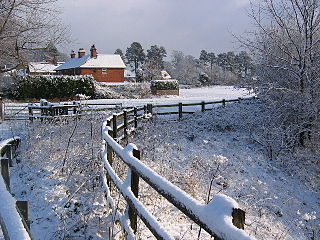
[58, 0, 252, 56]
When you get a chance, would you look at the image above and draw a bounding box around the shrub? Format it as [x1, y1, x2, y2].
[12, 75, 95, 100]
[150, 79, 179, 90]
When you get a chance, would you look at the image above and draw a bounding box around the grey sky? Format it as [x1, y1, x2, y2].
[58, 0, 252, 58]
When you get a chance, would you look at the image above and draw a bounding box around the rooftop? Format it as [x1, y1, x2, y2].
[54, 54, 126, 71]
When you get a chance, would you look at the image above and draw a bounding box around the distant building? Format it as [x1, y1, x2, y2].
[55, 45, 126, 82]
[28, 56, 64, 75]
[124, 68, 136, 81]
[161, 70, 172, 80]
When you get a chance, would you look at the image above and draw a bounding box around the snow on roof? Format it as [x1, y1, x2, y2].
[81, 54, 126, 68]
[29, 62, 64, 73]
[161, 70, 171, 79]
[55, 54, 126, 71]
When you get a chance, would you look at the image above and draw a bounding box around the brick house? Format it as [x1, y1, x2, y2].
[55, 45, 126, 82]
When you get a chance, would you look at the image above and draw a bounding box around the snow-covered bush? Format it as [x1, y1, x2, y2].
[150, 79, 179, 90]
[11, 75, 95, 100]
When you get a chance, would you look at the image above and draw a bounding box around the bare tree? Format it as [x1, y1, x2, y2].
[0, 0, 69, 72]
[242, 0, 320, 150]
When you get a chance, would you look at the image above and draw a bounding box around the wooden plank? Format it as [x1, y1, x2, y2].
[201, 101, 205, 112]
[155, 112, 179, 115]
[16, 201, 30, 229]
[123, 110, 128, 138]
[179, 103, 183, 120]
[129, 149, 140, 233]
[232, 208, 245, 230]
[134, 107, 138, 128]
[1, 158, 10, 191]
[147, 104, 153, 114]
[153, 104, 179, 108]
[112, 115, 117, 139]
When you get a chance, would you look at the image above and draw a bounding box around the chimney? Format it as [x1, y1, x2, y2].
[53, 55, 58, 66]
[78, 48, 86, 58]
[70, 50, 76, 58]
[90, 44, 97, 58]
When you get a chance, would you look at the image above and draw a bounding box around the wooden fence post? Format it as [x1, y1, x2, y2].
[123, 110, 128, 138]
[16, 201, 30, 229]
[0, 98, 4, 122]
[232, 208, 245, 230]
[129, 149, 140, 233]
[106, 128, 113, 188]
[112, 114, 117, 139]
[179, 103, 183, 120]
[201, 101, 205, 112]
[1, 157, 10, 191]
[222, 99, 226, 107]
[133, 107, 138, 128]
[28, 105, 33, 122]
[73, 101, 77, 114]
[7, 144, 13, 167]
[147, 104, 153, 115]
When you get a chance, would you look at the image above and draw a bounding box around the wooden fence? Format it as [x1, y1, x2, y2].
[0, 137, 31, 240]
[101, 98, 254, 240]
[1, 100, 122, 121]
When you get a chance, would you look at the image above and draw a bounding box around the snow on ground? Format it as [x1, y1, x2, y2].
[1, 86, 318, 239]
[130, 100, 319, 240]
[82, 86, 254, 107]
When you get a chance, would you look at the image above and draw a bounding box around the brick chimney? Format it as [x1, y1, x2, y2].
[53, 55, 58, 66]
[90, 44, 97, 58]
[70, 50, 76, 58]
[78, 48, 86, 58]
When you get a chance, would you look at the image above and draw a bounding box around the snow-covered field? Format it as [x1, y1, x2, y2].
[0, 86, 318, 240]
[84, 85, 253, 107]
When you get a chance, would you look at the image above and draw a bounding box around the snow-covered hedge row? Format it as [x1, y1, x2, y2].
[12, 75, 95, 100]
[150, 80, 179, 90]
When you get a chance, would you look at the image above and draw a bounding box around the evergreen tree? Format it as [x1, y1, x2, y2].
[144, 45, 167, 80]
[199, 50, 209, 65]
[207, 52, 216, 69]
[114, 48, 125, 62]
[125, 42, 145, 74]
[146, 45, 167, 69]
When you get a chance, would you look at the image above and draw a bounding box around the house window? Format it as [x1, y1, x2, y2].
[102, 68, 107, 74]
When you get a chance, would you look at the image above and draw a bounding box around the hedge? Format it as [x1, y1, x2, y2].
[12, 75, 95, 99]
[150, 80, 179, 90]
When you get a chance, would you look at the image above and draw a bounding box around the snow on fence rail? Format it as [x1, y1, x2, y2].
[0, 137, 31, 240]
[101, 98, 256, 240]
[1, 100, 122, 121]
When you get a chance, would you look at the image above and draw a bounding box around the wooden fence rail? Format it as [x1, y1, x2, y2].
[101, 98, 255, 240]
[0, 137, 31, 240]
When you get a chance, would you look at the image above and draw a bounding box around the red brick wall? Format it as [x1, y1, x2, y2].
[80, 68, 124, 82]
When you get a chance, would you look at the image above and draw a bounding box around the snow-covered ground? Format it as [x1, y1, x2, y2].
[83, 85, 253, 107]
[0, 86, 318, 240]
[130, 100, 319, 239]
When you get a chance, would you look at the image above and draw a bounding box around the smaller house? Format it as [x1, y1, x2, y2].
[55, 45, 126, 82]
[124, 68, 136, 81]
[28, 56, 64, 75]
[160, 70, 171, 80]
